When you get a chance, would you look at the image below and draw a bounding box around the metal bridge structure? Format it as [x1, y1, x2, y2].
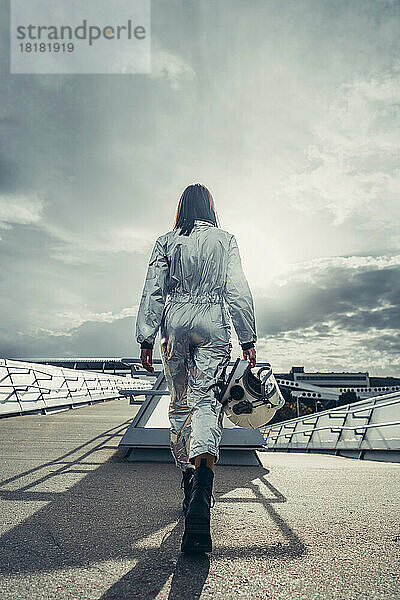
[0, 358, 151, 417]
[2, 358, 399, 462]
[0, 357, 399, 599]
[21, 357, 400, 412]
[262, 391, 400, 462]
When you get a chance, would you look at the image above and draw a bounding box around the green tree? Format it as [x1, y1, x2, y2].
[337, 390, 358, 406]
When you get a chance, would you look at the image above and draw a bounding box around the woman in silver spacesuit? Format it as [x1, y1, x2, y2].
[135, 183, 257, 554]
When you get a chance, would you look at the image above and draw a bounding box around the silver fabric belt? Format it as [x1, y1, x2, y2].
[167, 292, 224, 305]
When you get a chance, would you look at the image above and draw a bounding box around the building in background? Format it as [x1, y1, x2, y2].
[275, 366, 400, 413]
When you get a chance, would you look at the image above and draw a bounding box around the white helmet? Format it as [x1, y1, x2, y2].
[217, 359, 285, 429]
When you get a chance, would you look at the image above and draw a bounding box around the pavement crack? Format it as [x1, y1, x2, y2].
[47, 529, 63, 551]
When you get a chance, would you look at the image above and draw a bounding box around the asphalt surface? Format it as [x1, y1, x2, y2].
[0, 399, 399, 600]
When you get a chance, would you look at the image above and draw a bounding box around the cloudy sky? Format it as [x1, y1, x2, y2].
[0, 0, 399, 375]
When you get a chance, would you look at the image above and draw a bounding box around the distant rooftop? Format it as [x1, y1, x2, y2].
[290, 366, 369, 375]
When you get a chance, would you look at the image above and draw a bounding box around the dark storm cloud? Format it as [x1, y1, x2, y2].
[363, 333, 400, 356]
[255, 264, 400, 336]
[0, 224, 146, 347]
[0, 149, 20, 194]
[2, 317, 137, 360]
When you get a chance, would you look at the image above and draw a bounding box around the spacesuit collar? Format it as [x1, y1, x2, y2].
[194, 219, 214, 226]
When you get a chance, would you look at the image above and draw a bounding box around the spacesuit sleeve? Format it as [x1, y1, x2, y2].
[224, 234, 257, 346]
[135, 237, 170, 348]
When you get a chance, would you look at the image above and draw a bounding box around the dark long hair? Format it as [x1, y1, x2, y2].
[173, 183, 220, 236]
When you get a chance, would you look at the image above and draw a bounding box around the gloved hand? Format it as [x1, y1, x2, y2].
[140, 348, 154, 372]
[243, 346, 256, 367]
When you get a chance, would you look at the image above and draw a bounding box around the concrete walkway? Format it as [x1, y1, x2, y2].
[0, 399, 398, 600]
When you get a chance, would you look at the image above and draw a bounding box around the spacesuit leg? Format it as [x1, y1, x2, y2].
[187, 341, 232, 465]
[160, 336, 193, 472]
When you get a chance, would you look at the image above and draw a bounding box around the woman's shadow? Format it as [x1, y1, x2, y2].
[99, 517, 210, 600]
[99, 464, 305, 600]
[0, 420, 304, 600]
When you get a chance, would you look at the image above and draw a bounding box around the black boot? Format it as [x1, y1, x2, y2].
[181, 466, 195, 515]
[181, 458, 214, 554]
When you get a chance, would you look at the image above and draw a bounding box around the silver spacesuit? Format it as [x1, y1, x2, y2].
[135, 219, 257, 470]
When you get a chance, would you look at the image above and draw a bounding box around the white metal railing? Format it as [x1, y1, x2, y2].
[261, 391, 400, 454]
[0, 358, 153, 416]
